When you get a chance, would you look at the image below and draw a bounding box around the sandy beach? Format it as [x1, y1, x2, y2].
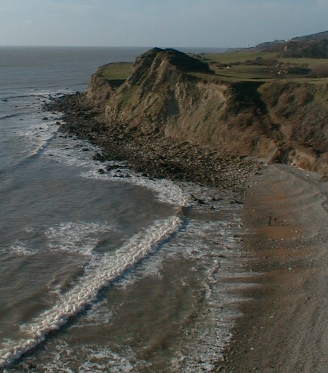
[217, 164, 328, 372]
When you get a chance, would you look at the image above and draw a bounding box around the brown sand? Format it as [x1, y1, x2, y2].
[219, 164, 328, 372]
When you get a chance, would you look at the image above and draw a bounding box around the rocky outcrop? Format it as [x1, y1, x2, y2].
[84, 48, 328, 176]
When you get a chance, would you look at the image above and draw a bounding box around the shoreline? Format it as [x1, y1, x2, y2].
[217, 164, 328, 372]
[44, 93, 328, 372]
[45, 93, 260, 199]
[43, 93, 264, 370]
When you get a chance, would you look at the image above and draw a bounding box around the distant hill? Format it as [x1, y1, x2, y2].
[292, 30, 328, 42]
[256, 30, 328, 58]
[283, 39, 328, 58]
[256, 40, 285, 51]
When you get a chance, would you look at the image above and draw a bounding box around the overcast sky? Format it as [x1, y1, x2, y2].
[0, 0, 327, 48]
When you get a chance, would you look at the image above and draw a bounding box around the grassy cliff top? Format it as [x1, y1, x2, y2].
[191, 49, 328, 83]
[94, 50, 328, 86]
[97, 62, 133, 81]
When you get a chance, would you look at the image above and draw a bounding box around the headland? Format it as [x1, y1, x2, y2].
[45, 32, 328, 371]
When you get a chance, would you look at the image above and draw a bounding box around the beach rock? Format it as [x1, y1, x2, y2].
[93, 153, 106, 162]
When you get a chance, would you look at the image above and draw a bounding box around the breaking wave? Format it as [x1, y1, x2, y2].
[0, 216, 182, 368]
[45, 222, 116, 256]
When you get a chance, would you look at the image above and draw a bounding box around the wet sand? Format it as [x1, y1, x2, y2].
[218, 164, 328, 372]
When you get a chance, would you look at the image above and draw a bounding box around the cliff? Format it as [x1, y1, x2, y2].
[86, 62, 133, 107]
[86, 48, 328, 176]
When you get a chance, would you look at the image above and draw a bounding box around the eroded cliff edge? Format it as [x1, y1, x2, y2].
[48, 48, 328, 181]
[85, 48, 328, 176]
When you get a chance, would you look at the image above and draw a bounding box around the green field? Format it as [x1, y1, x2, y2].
[202, 50, 276, 64]
[195, 49, 328, 82]
[95, 52, 328, 84]
[97, 62, 133, 81]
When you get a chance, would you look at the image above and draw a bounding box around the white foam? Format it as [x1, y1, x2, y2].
[82, 169, 189, 206]
[23, 342, 147, 373]
[114, 218, 231, 289]
[17, 119, 59, 160]
[24, 226, 34, 233]
[10, 88, 72, 164]
[45, 222, 115, 256]
[168, 217, 249, 372]
[10, 242, 35, 257]
[75, 299, 113, 328]
[43, 138, 102, 169]
[8, 222, 114, 259]
[77, 211, 250, 372]
[42, 133, 189, 207]
[0, 216, 182, 368]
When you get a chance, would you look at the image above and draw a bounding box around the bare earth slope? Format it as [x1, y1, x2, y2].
[220, 164, 328, 372]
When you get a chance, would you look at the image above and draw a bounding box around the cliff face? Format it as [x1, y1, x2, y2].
[259, 82, 328, 174]
[86, 62, 132, 107]
[86, 48, 328, 176]
[86, 72, 117, 107]
[101, 49, 278, 158]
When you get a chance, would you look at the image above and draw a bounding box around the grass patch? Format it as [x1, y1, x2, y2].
[202, 50, 276, 64]
[198, 49, 328, 82]
[280, 57, 328, 70]
[97, 62, 133, 81]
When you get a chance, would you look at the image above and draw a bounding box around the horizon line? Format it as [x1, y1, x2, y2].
[0, 44, 235, 50]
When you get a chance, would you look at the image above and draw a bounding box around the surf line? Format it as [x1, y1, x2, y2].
[0, 215, 183, 368]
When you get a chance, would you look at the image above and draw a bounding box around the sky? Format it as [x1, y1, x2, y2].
[0, 0, 327, 48]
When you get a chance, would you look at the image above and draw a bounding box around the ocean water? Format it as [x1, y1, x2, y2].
[0, 47, 250, 372]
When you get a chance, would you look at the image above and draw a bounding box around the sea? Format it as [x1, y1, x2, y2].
[0, 46, 249, 372]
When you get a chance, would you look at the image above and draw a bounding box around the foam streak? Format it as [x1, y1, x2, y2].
[0, 216, 182, 368]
